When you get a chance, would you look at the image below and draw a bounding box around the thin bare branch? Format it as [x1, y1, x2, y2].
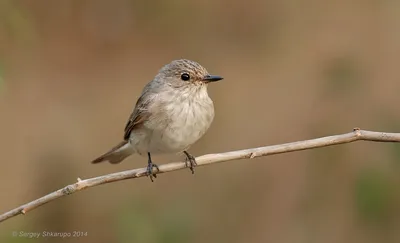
[1, 128, 400, 223]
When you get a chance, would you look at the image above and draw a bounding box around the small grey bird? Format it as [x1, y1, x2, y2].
[91, 59, 223, 181]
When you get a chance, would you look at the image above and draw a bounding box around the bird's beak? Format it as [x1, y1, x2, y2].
[202, 74, 223, 83]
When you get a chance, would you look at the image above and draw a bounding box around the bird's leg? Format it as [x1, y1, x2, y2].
[183, 151, 197, 174]
[146, 152, 159, 182]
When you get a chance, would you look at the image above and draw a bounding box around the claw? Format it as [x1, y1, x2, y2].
[146, 163, 159, 182]
[147, 152, 159, 182]
[184, 151, 197, 174]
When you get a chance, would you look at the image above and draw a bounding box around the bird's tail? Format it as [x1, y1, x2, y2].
[91, 140, 134, 164]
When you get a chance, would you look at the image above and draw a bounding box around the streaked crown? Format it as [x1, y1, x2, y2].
[157, 59, 223, 84]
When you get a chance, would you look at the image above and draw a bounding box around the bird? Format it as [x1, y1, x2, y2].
[91, 59, 223, 181]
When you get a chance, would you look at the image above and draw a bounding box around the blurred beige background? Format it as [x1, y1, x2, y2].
[1, 0, 400, 242]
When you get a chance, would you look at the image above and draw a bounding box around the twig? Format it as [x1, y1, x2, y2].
[1, 128, 400, 223]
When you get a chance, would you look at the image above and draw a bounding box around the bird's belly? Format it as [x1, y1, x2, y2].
[142, 100, 214, 154]
[150, 125, 203, 153]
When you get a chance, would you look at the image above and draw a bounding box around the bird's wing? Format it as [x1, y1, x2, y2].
[123, 91, 153, 140]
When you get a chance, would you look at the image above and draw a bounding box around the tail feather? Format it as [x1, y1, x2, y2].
[91, 140, 134, 164]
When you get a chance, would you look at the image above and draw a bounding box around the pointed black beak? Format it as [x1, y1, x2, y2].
[202, 74, 223, 82]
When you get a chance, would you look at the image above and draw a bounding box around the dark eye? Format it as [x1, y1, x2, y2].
[181, 73, 190, 81]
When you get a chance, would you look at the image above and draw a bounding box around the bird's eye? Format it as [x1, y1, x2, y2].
[181, 73, 190, 81]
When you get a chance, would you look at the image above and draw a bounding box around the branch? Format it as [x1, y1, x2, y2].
[1, 128, 400, 223]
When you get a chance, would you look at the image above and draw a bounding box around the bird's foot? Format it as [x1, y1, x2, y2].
[146, 161, 159, 182]
[184, 151, 197, 174]
[146, 152, 159, 182]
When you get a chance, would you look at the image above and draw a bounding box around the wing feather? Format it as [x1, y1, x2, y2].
[123, 90, 153, 140]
